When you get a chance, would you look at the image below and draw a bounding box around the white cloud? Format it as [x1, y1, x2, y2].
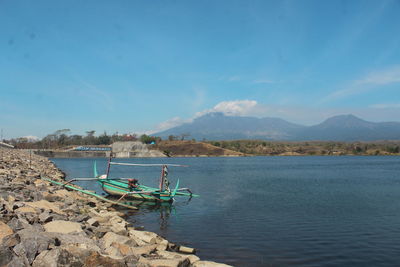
[324, 66, 400, 101]
[358, 67, 400, 85]
[370, 103, 400, 109]
[150, 117, 193, 134]
[195, 100, 265, 117]
[151, 100, 265, 133]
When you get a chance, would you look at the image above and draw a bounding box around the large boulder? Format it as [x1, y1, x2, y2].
[157, 250, 200, 265]
[193, 261, 233, 267]
[0, 221, 13, 242]
[15, 206, 37, 213]
[24, 200, 65, 214]
[101, 232, 137, 248]
[47, 232, 101, 252]
[32, 246, 91, 267]
[33, 247, 128, 267]
[128, 229, 164, 245]
[109, 216, 127, 235]
[138, 256, 190, 267]
[0, 245, 13, 266]
[44, 220, 83, 234]
[83, 251, 126, 267]
[129, 244, 158, 258]
[14, 228, 55, 264]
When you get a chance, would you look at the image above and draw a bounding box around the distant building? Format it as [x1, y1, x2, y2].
[73, 145, 111, 151]
[111, 141, 165, 158]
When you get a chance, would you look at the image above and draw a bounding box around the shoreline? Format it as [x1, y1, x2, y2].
[0, 148, 232, 267]
[34, 149, 400, 158]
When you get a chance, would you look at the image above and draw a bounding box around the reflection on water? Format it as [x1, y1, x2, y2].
[108, 197, 194, 230]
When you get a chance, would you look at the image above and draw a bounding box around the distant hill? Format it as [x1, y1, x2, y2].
[155, 112, 305, 140]
[154, 113, 400, 141]
[296, 115, 400, 141]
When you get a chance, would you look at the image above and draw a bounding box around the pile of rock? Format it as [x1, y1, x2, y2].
[0, 148, 231, 267]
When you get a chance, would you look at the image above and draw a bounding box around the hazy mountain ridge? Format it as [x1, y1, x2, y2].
[154, 113, 400, 141]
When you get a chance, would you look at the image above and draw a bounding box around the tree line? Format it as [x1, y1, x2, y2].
[5, 129, 193, 149]
[208, 140, 400, 155]
[5, 129, 162, 149]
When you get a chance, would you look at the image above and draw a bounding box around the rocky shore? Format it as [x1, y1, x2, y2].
[0, 148, 231, 267]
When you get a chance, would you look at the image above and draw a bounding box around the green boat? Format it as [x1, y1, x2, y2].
[94, 157, 198, 203]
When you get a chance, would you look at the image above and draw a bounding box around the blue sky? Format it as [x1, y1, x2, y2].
[1, 0, 400, 138]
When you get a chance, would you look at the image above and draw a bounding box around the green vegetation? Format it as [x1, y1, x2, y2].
[5, 130, 400, 156]
[5, 129, 156, 149]
[139, 134, 160, 144]
[208, 140, 400, 156]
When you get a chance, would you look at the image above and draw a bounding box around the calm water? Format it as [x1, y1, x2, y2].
[52, 156, 400, 267]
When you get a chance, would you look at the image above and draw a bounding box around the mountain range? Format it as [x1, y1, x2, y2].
[154, 113, 400, 141]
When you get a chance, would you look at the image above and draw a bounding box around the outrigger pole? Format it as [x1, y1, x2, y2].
[41, 177, 138, 210]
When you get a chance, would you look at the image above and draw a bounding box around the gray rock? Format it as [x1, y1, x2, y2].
[46, 232, 101, 252]
[6, 255, 28, 267]
[44, 220, 83, 234]
[1, 233, 20, 248]
[39, 211, 53, 223]
[33, 247, 126, 267]
[0, 245, 13, 266]
[87, 217, 99, 227]
[15, 228, 55, 264]
[93, 226, 109, 239]
[83, 251, 126, 267]
[102, 232, 137, 249]
[72, 214, 90, 223]
[32, 247, 89, 267]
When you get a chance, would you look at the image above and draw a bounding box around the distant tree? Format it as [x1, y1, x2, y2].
[140, 134, 157, 144]
[168, 135, 177, 141]
[86, 130, 95, 137]
[69, 135, 83, 145]
[97, 132, 111, 145]
[180, 133, 190, 141]
[213, 142, 221, 147]
[386, 145, 400, 154]
[353, 146, 363, 154]
[53, 129, 70, 147]
[84, 130, 96, 145]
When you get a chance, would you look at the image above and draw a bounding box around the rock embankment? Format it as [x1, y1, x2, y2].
[0, 148, 232, 267]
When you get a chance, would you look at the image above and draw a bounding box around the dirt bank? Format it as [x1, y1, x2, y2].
[152, 141, 244, 157]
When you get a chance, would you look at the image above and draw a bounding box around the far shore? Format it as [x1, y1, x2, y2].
[5, 139, 400, 158]
[31, 149, 400, 158]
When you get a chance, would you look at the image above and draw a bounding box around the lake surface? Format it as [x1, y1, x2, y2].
[52, 156, 400, 267]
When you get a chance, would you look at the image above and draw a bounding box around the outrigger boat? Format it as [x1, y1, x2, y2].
[93, 156, 198, 202]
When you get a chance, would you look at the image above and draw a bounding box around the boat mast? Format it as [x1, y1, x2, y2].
[159, 164, 165, 191]
[105, 152, 113, 179]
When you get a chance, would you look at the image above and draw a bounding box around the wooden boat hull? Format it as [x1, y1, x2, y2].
[98, 179, 174, 202]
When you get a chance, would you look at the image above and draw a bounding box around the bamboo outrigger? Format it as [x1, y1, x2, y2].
[41, 176, 138, 209]
[93, 155, 198, 203]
